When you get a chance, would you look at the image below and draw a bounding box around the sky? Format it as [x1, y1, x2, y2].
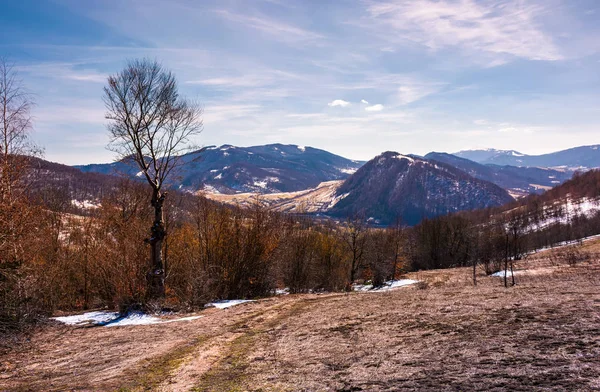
[1, 0, 600, 165]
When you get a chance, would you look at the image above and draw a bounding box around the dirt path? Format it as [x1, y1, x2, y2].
[0, 294, 340, 392]
[158, 298, 328, 391]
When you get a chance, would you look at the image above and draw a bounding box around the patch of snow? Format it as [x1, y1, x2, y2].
[53, 311, 202, 327]
[214, 173, 223, 180]
[490, 270, 523, 277]
[254, 180, 268, 189]
[106, 312, 162, 327]
[136, 171, 144, 177]
[353, 279, 419, 292]
[393, 154, 414, 163]
[525, 197, 600, 231]
[339, 167, 357, 174]
[53, 311, 119, 325]
[71, 199, 100, 209]
[275, 288, 290, 295]
[298, 145, 306, 152]
[327, 192, 350, 209]
[205, 299, 255, 309]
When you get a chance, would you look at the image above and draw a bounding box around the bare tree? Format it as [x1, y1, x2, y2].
[103, 59, 203, 300]
[0, 58, 39, 261]
[340, 216, 367, 288]
[0, 58, 43, 334]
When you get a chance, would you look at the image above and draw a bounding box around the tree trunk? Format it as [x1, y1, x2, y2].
[147, 189, 166, 299]
[504, 234, 509, 288]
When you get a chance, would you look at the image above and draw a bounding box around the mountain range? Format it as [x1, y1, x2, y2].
[454, 145, 600, 169]
[76, 144, 362, 194]
[40, 142, 599, 225]
[424, 152, 573, 197]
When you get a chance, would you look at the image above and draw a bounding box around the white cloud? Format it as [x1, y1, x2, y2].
[361, 99, 369, 104]
[328, 99, 351, 107]
[365, 104, 384, 112]
[365, 0, 563, 63]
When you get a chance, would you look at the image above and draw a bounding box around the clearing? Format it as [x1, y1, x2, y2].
[2, 240, 600, 391]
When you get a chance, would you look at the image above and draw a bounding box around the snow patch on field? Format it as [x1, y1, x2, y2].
[71, 200, 100, 209]
[206, 299, 255, 309]
[54, 311, 119, 325]
[53, 311, 202, 327]
[354, 279, 419, 292]
[490, 270, 524, 278]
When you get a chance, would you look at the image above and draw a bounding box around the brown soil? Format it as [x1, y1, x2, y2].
[2, 242, 600, 391]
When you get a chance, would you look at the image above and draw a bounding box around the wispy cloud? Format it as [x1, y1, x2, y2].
[364, 0, 563, 63]
[17, 62, 107, 84]
[214, 9, 324, 44]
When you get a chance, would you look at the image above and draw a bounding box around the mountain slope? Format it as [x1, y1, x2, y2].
[328, 152, 514, 225]
[454, 145, 600, 169]
[424, 152, 573, 197]
[75, 144, 363, 194]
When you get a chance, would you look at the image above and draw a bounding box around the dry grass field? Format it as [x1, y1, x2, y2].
[2, 240, 600, 391]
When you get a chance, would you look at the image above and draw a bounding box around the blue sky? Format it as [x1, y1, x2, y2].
[1, 0, 600, 164]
